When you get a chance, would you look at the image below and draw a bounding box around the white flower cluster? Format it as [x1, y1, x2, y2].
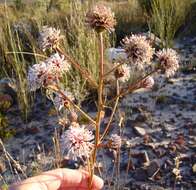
[39, 26, 64, 51]
[28, 53, 70, 91]
[140, 76, 155, 89]
[113, 62, 131, 83]
[157, 48, 180, 77]
[60, 125, 94, 160]
[122, 34, 154, 67]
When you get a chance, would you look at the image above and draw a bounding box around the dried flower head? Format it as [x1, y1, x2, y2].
[156, 48, 179, 77]
[140, 76, 154, 89]
[60, 125, 94, 160]
[39, 26, 64, 51]
[53, 90, 74, 111]
[122, 34, 154, 67]
[86, 4, 116, 32]
[114, 63, 131, 82]
[28, 53, 70, 91]
[109, 134, 122, 149]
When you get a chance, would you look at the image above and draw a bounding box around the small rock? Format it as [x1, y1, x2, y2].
[146, 160, 160, 178]
[125, 119, 135, 128]
[154, 147, 167, 157]
[167, 78, 180, 84]
[165, 159, 174, 167]
[135, 114, 148, 122]
[25, 126, 40, 134]
[176, 113, 182, 117]
[134, 126, 146, 136]
[174, 134, 186, 147]
[143, 134, 153, 144]
[134, 168, 148, 181]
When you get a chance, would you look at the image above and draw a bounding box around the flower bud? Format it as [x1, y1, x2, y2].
[68, 111, 78, 123]
[156, 48, 179, 77]
[140, 76, 154, 89]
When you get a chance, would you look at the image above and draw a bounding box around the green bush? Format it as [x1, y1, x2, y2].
[149, 0, 192, 47]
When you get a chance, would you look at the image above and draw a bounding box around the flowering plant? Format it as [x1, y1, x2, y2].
[27, 3, 179, 189]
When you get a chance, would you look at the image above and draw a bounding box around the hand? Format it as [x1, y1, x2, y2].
[9, 168, 104, 190]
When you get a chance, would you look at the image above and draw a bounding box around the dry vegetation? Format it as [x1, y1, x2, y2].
[0, 1, 195, 190]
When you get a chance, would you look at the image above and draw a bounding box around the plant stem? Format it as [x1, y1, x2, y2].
[95, 32, 104, 147]
[90, 32, 105, 186]
[6, 51, 48, 59]
[0, 139, 27, 178]
[96, 31, 104, 145]
[108, 68, 159, 104]
[100, 79, 120, 141]
[55, 46, 98, 89]
[103, 61, 125, 78]
[116, 148, 121, 190]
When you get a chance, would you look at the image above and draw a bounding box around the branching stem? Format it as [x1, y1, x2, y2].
[55, 46, 98, 89]
[100, 79, 120, 141]
[108, 67, 159, 104]
[103, 61, 125, 78]
[48, 85, 96, 126]
[90, 32, 105, 187]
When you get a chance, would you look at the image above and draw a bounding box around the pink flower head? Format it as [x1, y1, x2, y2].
[86, 4, 116, 32]
[27, 53, 70, 91]
[46, 53, 70, 76]
[140, 76, 154, 89]
[113, 63, 131, 82]
[156, 48, 179, 77]
[122, 34, 154, 67]
[27, 61, 48, 91]
[60, 125, 94, 160]
[39, 26, 64, 51]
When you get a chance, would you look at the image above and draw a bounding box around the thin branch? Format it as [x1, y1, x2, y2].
[90, 32, 105, 187]
[55, 47, 98, 89]
[0, 139, 27, 178]
[101, 97, 120, 141]
[6, 51, 47, 59]
[108, 68, 159, 104]
[48, 85, 96, 126]
[95, 32, 104, 142]
[100, 80, 120, 141]
[103, 61, 125, 78]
